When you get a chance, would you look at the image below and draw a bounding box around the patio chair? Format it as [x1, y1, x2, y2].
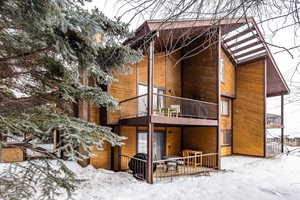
[170, 105, 180, 117]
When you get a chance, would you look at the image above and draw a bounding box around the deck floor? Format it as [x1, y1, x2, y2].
[153, 164, 215, 178]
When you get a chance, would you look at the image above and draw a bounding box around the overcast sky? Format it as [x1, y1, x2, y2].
[88, 1, 300, 137]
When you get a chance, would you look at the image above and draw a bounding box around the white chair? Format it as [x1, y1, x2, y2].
[170, 105, 180, 117]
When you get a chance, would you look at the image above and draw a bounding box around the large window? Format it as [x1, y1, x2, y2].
[221, 99, 229, 116]
[220, 57, 225, 83]
[138, 84, 165, 116]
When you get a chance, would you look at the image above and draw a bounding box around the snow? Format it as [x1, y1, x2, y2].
[1, 150, 300, 200]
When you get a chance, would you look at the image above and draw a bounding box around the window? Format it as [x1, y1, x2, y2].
[220, 57, 225, 83]
[222, 130, 232, 146]
[221, 99, 229, 116]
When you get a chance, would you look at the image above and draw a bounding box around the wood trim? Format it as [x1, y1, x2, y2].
[267, 91, 289, 97]
[221, 93, 236, 99]
[119, 116, 219, 126]
[263, 58, 267, 158]
[150, 116, 218, 126]
[217, 27, 222, 169]
[221, 44, 236, 65]
[281, 95, 284, 153]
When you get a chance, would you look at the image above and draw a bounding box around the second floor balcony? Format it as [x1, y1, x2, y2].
[118, 93, 218, 126]
[266, 113, 283, 129]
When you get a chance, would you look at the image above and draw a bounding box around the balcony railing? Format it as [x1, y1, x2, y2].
[120, 153, 218, 182]
[266, 114, 282, 128]
[119, 93, 218, 120]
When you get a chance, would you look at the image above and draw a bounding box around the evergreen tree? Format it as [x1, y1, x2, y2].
[0, 0, 142, 199]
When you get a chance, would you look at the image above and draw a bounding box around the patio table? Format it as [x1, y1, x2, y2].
[162, 156, 183, 172]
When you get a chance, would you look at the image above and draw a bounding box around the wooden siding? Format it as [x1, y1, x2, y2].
[166, 51, 182, 96]
[108, 64, 137, 124]
[90, 142, 111, 169]
[182, 127, 217, 154]
[108, 51, 182, 124]
[221, 146, 232, 156]
[220, 97, 232, 156]
[120, 126, 137, 157]
[221, 50, 235, 97]
[182, 40, 218, 103]
[165, 127, 181, 156]
[138, 52, 166, 88]
[233, 59, 265, 157]
[89, 102, 112, 169]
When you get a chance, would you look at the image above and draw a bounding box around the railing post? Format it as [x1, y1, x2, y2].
[147, 37, 154, 184]
[281, 95, 284, 153]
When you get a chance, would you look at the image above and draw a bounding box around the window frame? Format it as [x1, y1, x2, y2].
[220, 57, 225, 83]
[221, 99, 230, 116]
[221, 130, 232, 146]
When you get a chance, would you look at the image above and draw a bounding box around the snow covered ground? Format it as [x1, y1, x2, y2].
[1, 148, 300, 200]
[60, 148, 300, 200]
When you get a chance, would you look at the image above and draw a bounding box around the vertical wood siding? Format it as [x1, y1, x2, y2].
[182, 127, 217, 154]
[220, 49, 235, 97]
[233, 59, 265, 157]
[182, 39, 218, 103]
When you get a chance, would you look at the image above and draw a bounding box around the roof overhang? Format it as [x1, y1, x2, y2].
[126, 18, 290, 97]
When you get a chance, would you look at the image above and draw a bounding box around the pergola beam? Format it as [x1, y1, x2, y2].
[237, 52, 267, 64]
[231, 41, 262, 54]
[234, 47, 265, 59]
[226, 34, 259, 49]
[223, 26, 256, 43]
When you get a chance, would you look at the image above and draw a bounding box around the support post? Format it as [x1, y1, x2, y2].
[147, 39, 154, 184]
[216, 28, 222, 169]
[281, 95, 284, 153]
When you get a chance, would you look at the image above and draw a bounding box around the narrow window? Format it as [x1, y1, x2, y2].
[222, 130, 232, 146]
[220, 57, 225, 83]
[221, 99, 229, 116]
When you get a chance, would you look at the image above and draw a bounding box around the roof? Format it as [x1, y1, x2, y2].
[266, 113, 281, 119]
[127, 18, 290, 97]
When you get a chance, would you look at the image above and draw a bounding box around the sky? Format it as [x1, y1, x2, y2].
[87, 0, 300, 137]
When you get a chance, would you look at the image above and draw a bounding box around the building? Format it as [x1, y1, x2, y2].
[82, 17, 290, 183]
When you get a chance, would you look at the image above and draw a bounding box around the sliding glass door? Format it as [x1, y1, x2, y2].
[137, 131, 165, 160]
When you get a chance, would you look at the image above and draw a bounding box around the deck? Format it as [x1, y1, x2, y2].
[154, 164, 215, 178]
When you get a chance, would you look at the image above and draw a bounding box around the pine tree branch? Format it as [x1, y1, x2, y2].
[0, 48, 50, 63]
[0, 92, 58, 112]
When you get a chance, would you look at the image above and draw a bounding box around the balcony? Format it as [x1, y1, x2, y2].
[118, 93, 218, 126]
[266, 113, 283, 129]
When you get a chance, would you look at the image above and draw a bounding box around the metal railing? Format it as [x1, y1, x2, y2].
[266, 114, 282, 128]
[119, 93, 218, 120]
[266, 138, 282, 157]
[120, 154, 148, 181]
[120, 153, 218, 182]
